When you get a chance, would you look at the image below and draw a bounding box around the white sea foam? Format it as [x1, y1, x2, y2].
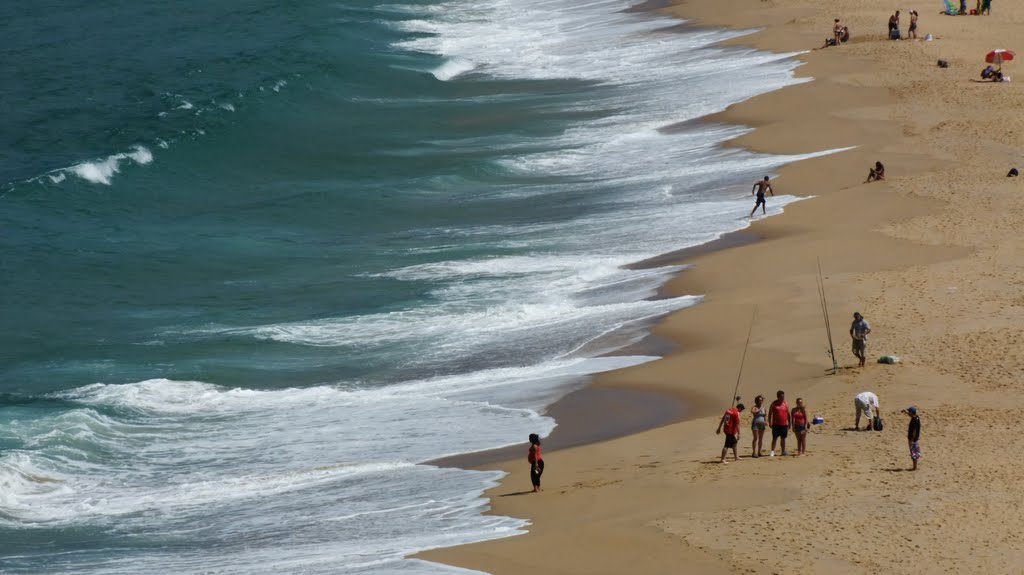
[431, 57, 476, 80]
[2, 3, 853, 575]
[66, 145, 153, 185]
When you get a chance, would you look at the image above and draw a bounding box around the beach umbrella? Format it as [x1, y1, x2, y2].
[985, 49, 1015, 68]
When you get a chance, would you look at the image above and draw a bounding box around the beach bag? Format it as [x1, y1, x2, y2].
[872, 416, 884, 431]
[890, 29, 901, 40]
[1008, 168, 1019, 177]
[937, 60, 949, 68]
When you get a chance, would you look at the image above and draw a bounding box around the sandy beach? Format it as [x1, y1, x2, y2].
[419, 0, 1024, 573]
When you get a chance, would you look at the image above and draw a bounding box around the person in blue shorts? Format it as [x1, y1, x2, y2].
[750, 176, 774, 217]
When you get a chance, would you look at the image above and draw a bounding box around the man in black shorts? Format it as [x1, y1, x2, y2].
[767, 390, 790, 457]
[750, 176, 774, 217]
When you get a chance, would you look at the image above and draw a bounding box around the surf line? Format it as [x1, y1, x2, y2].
[816, 258, 838, 374]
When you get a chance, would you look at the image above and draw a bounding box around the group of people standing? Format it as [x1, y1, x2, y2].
[524, 310, 917, 490]
[714, 389, 921, 470]
[716, 390, 810, 463]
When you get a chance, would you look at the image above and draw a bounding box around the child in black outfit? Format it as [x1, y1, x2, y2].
[904, 406, 921, 471]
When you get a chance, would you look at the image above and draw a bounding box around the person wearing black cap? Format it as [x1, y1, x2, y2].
[904, 407, 921, 470]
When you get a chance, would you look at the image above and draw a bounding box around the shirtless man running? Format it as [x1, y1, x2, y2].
[750, 176, 774, 217]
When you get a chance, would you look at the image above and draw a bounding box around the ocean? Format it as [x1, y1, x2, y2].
[0, 0, 833, 573]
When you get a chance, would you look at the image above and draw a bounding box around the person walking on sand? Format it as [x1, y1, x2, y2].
[854, 391, 881, 431]
[768, 390, 790, 456]
[791, 398, 809, 456]
[750, 395, 767, 457]
[908, 11, 919, 39]
[528, 433, 544, 492]
[716, 402, 745, 463]
[750, 176, 774, 217]
[850, 311, 871, 367]
[904, 406, 921, 470]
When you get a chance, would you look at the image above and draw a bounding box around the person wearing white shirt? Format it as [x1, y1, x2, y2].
[855, 391, 881, 431]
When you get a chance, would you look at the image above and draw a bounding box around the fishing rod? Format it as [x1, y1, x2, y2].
[729, 306, 757, 407]
[816, 258, 838, 374]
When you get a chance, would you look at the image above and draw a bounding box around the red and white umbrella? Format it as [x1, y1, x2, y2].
[986, 49, 1015, 67]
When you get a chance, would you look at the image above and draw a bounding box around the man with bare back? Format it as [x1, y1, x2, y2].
[750, 176, 774, 217]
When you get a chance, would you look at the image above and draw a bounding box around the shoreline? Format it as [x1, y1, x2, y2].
[421, 0, 1024, 573]
[429, 229, 765, 471]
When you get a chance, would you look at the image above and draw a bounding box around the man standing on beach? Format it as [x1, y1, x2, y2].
[750, 176, 774, 217]
[850, 312, 871, 367]
[767, 390, 789, 456]
[716, 402, 745, 463]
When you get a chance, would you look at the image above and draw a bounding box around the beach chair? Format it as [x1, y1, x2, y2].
[941, 0, 958, 14]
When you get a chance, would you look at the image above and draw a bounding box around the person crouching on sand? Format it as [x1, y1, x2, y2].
[854, 391, 881, 431]
[716, 402, 745, 463]
[528, 433, 544, 492]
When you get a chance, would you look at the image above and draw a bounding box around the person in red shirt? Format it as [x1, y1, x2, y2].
[528, 433, 544, 492]
[791, 397, 809, 456]
[716, 402, 745, 463]
[768, 390, 790, 457]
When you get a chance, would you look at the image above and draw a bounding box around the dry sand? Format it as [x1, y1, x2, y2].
[418, 0, 1024, 573]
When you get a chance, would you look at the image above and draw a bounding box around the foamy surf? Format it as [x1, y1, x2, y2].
[431, 58, 476, 80]
[63, 145, 153, 185]
[1, 0, 857, 574]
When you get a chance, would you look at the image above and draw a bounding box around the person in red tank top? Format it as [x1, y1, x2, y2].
[791, 397, 809, 456]
[528, 433, 544, 492]
[715, 402, 745, 463]
[768, 390, 790, 456]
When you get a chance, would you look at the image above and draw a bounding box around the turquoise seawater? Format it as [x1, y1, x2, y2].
[0, 0, 829, 573]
